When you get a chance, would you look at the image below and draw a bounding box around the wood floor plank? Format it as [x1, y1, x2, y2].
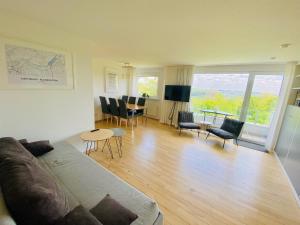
[91, 119, 300, 225]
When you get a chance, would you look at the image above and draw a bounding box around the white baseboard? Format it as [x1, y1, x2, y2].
[274, 152, 300, 207]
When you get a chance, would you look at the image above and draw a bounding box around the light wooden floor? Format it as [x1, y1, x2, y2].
[92, 119, 300, 225]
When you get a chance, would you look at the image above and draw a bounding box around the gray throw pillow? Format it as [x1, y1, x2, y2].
[55, 205, 103, 225]
[90, 194, 138, 225]
[0, 137, 69, 225]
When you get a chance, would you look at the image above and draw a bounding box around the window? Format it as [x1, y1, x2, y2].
[191, 72, 284, 145]
[245, 75, 283, 126]
[191, 73, 249, 118]
[136, 76, 159, 98]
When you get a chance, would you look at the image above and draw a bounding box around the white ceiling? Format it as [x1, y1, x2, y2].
[1, 0, 300, 66]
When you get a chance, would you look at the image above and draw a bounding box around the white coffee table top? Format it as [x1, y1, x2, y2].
[80, 129, 113, 142]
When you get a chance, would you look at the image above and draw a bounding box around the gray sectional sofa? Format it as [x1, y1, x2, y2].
[0, 141, 163, 225]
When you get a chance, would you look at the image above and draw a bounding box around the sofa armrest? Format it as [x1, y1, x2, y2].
[0, 191, 16, 225]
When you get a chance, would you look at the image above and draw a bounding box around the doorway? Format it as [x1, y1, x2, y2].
[191, 72, 284, 147]
[240, 74, 284, 145]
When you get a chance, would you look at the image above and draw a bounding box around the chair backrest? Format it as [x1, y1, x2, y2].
[99, 96, 110, 114]
[220, 118, 244, 137]
[137, 97, 146, 106]
[121, 95, 128, 103]
[118, 99, 128, 119]
[128, 96, 136, 104]
[108, 98, 119, 116]
[178, 111, 194, 123]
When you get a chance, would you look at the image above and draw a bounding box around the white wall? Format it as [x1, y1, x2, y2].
[93, 59, 128, 121]
[0, 11, 95, 142]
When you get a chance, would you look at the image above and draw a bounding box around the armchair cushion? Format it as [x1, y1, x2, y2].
[178, 122, 200, 129]
[207, 128, 235, 139]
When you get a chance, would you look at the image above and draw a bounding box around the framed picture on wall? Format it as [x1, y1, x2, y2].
[105, 67, 119, 93]
[0, 36, 74, 90]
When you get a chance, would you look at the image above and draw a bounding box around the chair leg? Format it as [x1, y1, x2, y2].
[198, 130, 200, 137]
[236, 138, 239, 147]
[179, 128, 182, 135]
[205, 132, 210, 140]
[223, 139, 226, 148]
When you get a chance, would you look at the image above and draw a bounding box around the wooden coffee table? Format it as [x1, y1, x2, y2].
[80, 129, 114, 158]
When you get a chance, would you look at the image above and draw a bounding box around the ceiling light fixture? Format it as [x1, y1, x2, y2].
[122, 62, 132, 79]
[270, 56, 277, 60]
[122, 62, 131, 68]
[280, 43, 291, 48]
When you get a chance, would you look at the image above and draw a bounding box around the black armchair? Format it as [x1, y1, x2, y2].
[206, 118, 244, 148]
[178, 111, 200, 136]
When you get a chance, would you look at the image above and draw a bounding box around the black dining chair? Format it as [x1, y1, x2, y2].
[118, 99, 136, 127]
[135, 98, 146, 123]
[121, 95, 128, 103]
[99, 96, 111, 122]
[108, 98, 120, 125]
[128, 96, 136, 104]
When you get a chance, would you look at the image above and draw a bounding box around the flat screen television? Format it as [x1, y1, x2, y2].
[164, 85, 191, 102]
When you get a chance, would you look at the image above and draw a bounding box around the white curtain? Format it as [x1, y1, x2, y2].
[126, 67, 136, 96]
[265, 62, 297, 151]
[160, 65, 195, 126]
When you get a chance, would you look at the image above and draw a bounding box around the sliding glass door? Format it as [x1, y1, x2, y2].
[240, 74, 283, 144]
[191, 74, 249, 126]
[191, 72, 284, 146]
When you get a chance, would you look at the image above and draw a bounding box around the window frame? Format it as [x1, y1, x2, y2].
[135, 74, 160, 99]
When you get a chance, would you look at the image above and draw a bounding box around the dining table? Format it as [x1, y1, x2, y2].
[126, 103, 147, 129]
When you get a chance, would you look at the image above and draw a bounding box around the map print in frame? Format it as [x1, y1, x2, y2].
[5, 44, 68, 87]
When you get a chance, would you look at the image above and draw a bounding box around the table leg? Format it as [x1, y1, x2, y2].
[131, 111, 134, 130]
[86, 141, 94, 155]
[115, 137, 122, 157]
[101, 139, 108, 152]
[118, 137, 123, 157]
[106, 139, 114, 159]
[145, 108, 148, 125]
[85, 141, 90, 155]
[213, 112, 217, 125]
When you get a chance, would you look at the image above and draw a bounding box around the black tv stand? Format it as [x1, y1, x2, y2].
[168, 101, 177, 126]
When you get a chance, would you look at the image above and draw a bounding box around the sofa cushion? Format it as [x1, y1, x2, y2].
[207, 128, 235, 139]
[90, 194, 138, 225]
[38, 141, 161, 225]
[22, 140, 54, 157]
[178, 122, 199, 129]
[18, 139, 28, 144]
[0, 137, 69, 225]
[55, 205, 103, 225]
[0, 137, 34, 160]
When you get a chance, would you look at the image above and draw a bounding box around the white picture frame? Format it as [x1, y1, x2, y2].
[105, 67, 119, 93]
[0, 36, 74, 90]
